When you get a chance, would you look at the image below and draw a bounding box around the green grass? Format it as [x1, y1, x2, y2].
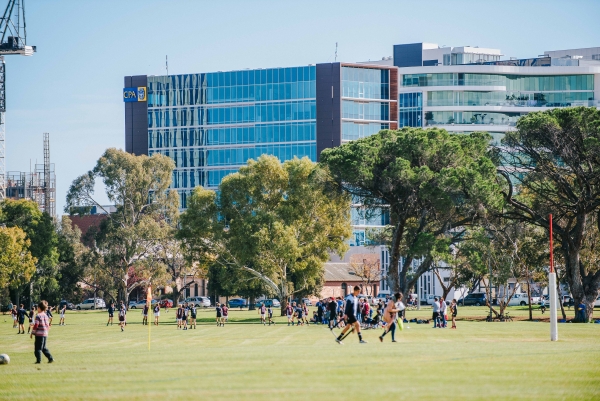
[1, 306, 599, 400]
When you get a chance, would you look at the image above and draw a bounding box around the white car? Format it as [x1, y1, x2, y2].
[76, 298, 105, 310]
[181, 296, 211, 308]
[504, 293, 530, 306]
[595, 296, 600, 307]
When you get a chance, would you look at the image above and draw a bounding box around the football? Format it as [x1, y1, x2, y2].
[0, 354, 10, 365]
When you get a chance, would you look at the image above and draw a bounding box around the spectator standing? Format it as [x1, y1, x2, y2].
[118, 302, 126, 332]
[432, 297, 441, 328]
[450, 299, 458, 329]
[17, 304, 27, 334]
[440, 297, 448, 328]
[30, 301, 54, 364]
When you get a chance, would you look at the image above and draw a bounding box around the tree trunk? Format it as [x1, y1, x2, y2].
[249, 295, 256, 311]
[564, 248, 600, 323]
[526, 279, 533, 321]
[387, 219, 405, 293]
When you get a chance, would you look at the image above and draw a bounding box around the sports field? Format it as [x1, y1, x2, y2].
[1, 306, 599, 400]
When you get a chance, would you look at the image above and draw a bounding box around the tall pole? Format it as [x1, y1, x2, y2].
[549, 214, 558, 341]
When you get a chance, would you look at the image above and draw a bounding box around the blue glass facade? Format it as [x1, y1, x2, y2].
[146, 66, 316, 208]
[341, 66, 395, 142]
[399, 92, 423, 127]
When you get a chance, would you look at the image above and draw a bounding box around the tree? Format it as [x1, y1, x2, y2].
[156, 192, 206, 307]
[349, 254, 381, 295]
[321, 128, 501, 296]
[179, 155, 352, 314]
[65, 148, 176, 306]
[0, 199, 58, 305]
[498, 107, 600, 322]
[0, 226, 37, 289]
[53, 216, 87, 304]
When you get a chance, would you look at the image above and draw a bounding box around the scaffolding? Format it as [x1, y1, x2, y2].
[5, 133, 55, 216]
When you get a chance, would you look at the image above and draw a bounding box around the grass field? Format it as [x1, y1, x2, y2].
[1, 306, 599, 400]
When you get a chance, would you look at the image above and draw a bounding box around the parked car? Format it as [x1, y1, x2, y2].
[59, 300, 76, 310]
[595, 296, 600, 307]
[254, 299, 281, 308]
[76, 298, 106, 310]
[181, 296, 211, 308]
[228, 298, 247, 308]
[159, 299, 173, 308]
[130, 299, 158, 309]
[458, 293, 487, 306]
[291, 298, 312, 306]
[128, 301, 137, 309]
[503, 293, 530, 306]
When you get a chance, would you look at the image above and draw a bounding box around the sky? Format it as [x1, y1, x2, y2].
[6, 0, 600, 214]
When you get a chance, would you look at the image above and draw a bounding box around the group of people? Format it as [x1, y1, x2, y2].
[431, 296, 458, 329]
[175, 303, 197, 330]
[215, 303, 229, 326]
[9, 302, 67, 335]
[7, 300, 55, 364]
[107, 301, 162, 331]
[258, 303, 275, 325]
[285, 301, 309, 326]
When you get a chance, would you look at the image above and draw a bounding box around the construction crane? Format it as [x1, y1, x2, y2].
[0, 0, 35, 201]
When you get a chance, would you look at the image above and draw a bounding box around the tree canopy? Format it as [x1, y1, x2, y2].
[321, 128, 501, 295]
[179, 155, 352, 311]
[65, 148, 176, 305]
[0, 226, 37, 289]
[498, 107, 600, 321]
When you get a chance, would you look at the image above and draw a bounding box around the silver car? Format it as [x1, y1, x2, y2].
[181, 296, 211, 308]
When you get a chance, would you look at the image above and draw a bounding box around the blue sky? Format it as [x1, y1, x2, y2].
[6, 0, 600, 213]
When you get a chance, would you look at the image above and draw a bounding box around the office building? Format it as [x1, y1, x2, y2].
[124, 43, 600, 297]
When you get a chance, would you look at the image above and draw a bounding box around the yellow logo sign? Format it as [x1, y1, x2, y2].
[137, 87, 147, 102]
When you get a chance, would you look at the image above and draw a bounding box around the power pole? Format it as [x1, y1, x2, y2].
[0, 56, 5, 201]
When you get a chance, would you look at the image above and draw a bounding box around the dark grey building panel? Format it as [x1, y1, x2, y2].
[394, 43, 423, 67]
[124, 75, 148, 155]
[315, 62, 341, 161]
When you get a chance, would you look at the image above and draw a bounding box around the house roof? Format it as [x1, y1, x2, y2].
[324, 263, 363, 282]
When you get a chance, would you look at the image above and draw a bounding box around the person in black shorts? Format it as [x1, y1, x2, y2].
[17, 304, 27, 334]
[118, 302, 126, 332]
[336, 286, 367, 344]
[189, 304, 197, 329]
[267, 305, 274, 326]
[182, 303, 189, 330]
[142, 303, 149, 326]
[27, 306, 35, 333]
[107, 302, 114, 326]
[328, 297, 337, 329]
[216, 303, 222, 326]
[296, 303, 304, 326]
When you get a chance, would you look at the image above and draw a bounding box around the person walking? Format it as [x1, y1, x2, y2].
[30, 300, 54, 364]
[450, 299, 458, 329]
[267, 305, 274, 325]
[58, 303, 67, 326]
[107, 302, 115, 326]
[379, 293, 404, 343]
[432, 297, 441, 328]
[17, 304, 27, 334]
[335, 286, 367, 345]
[540, 296, 547, 314]
[182, 303, 189, 330]
[153, 303, 160, 325]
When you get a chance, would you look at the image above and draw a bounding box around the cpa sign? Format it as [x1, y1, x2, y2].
[123, 87, 147, 102]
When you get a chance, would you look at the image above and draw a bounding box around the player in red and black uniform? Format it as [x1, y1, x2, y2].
[221, 303, 229, 326]
[259, 303, 267, 325]
[286, 302, 294, 326]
